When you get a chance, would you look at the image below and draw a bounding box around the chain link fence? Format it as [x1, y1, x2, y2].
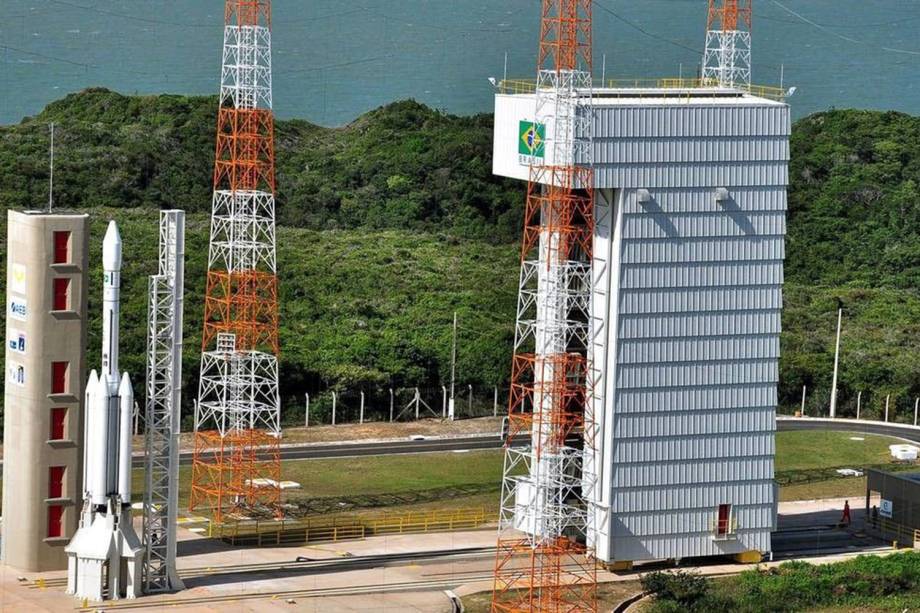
[286, 384, 509, 428]
[785, 385, 920, 426]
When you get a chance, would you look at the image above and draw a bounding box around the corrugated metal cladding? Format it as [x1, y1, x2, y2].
[591, 97, 790, 564]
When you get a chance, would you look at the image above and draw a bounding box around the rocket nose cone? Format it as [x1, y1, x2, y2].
[86, 369, 99, 393]
[102, 221, 123, 271]
[118, 372, 133, 399]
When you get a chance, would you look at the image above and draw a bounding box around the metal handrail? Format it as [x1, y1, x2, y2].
[870, 516, 920, 548]
[497, 77, 786, 101]
[208, 506, 488, 545]
[709, 516, 740, 539]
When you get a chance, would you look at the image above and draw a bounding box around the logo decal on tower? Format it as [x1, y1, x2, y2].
[10, 264, 26, 295]
[9, 298, 27, 322]
[8, 329, 26, 354]
[7, 363, 25, 387]
[519, 120, 545, 162]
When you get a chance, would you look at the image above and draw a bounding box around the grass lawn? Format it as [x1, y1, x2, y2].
[775, 431, 913, 501]
[121, 431, 912, 520]
[133, 449, 508, 519]
[776, 431, 897, 470]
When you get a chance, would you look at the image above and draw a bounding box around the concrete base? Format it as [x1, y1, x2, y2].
[733, 550, 763, 564]
[605, 560, 633, 572]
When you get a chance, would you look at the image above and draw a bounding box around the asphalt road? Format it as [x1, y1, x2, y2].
[151, 417, 920, 467]
[777, 418, 920, 444]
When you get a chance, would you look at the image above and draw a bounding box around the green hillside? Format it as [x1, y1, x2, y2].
[1, 91, 919, 423]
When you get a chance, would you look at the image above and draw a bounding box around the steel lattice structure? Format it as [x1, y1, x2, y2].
[190, 0, 282, 522]
[142, 210, 186, 593]
[702, 0, 753, 90]
[491, 1, 598, 610]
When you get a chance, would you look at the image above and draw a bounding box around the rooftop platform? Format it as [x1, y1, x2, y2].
[497, 77, 787, 105]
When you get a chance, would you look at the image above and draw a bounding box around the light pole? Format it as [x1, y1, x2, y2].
[449, 311, 458, 421]
[829, 299, 843, 418]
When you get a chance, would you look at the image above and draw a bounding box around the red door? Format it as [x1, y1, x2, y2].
[47, 505, 64, 538]
[53, 231, 71, 264]
[717, 504, 731, 535]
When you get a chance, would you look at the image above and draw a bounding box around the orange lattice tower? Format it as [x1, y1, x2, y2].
[491, 1, 598, 611]
[189, 0, 282, 522]
[703, 0, 753, 89]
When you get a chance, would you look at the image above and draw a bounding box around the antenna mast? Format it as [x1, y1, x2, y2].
[490, 0, 598, 610]
[48, 123, 55, 213]
[702, 0, 753, 89]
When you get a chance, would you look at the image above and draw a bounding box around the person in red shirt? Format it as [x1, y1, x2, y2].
[841, 500, 852, 526]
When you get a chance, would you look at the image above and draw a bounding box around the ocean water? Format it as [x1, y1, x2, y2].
[2, 0, 920, 126]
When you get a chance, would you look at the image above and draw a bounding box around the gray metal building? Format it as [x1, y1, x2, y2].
[494, 85, 790, 565]
[865, 468, 920, 546]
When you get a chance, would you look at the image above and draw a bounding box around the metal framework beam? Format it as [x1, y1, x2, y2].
[190, 0, 281, 522]
[702, 0, 753, 89]
[142, 210, 185, 593]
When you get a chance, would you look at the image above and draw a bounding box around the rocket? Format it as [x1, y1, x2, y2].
[67, 221, 142, 601]
[83, 221, 134, 509]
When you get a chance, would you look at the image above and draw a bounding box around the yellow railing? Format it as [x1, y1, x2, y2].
[209, 507, 488, 547]
[871, 517, 920, 549]
[497, 77, 786, 101]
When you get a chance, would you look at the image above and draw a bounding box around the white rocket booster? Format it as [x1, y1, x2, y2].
[117, 372, 133, 504]
[67, 220, 142, 601]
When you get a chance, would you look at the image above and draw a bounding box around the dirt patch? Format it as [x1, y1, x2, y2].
[462, 580, 644, 613]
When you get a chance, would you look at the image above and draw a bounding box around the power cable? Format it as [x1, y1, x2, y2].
[45, 1, 370, 28]
[0, 44, 93, 68]
[770, 0, 920, 56]
[591, 0, 702, 56]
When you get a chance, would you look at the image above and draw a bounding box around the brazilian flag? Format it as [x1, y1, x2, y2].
[519, 121, 545, 158]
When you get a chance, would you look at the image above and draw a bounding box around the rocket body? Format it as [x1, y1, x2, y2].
[102, 221, 122, 380]
[83, 221, 134, 510]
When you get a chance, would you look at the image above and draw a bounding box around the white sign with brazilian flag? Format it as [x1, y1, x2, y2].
[518, 120, 545, 165]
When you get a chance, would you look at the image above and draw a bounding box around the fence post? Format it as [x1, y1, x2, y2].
[800, 385, 807, 416]
[914, 398, 918, 427]
[415, 388, 420, 420]
[493, 386, 499, 418]
[305, 393, 310, 428]
[360, 391, 365, 424]
[442, 385, 447, 419]
[389, 388, 394, 422]
[332, 391, 337, 426]
[857, 391, 862, 420]
[885, 394, 890, 422]
[467, 384, 473, 418]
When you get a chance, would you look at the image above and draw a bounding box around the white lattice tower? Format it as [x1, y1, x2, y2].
[190, 0, 281, 520]
[492, 1, 598, 610]
[702, 0, 752, 90]
[142, 210, 185, 593]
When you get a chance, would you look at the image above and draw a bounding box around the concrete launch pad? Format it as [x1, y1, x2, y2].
[0, 496, 897, 612]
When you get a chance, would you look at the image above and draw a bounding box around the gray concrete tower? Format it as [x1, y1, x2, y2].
[2, 210, 88, 571]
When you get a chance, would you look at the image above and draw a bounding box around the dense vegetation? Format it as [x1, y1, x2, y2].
[1, 90, 919, 423]
[783, 110, 920, 417]
[0, 89, 522, 240]
[643, 552, 920, 612]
